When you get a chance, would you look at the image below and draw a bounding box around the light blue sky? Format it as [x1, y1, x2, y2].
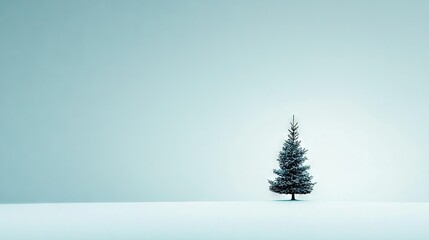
[1, 0, 428, 203]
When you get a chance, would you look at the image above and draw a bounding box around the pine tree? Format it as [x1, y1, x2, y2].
[268, 115, 315, 200]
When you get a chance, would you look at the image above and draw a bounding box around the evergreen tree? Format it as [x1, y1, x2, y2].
[268, 116, 315, 200]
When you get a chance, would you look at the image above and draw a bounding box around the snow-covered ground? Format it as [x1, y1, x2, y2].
[1, 201, 428, 239]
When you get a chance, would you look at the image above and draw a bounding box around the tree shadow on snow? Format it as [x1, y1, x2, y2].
[272, 199, 308, 202]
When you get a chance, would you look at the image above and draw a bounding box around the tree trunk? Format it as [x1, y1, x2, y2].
[291, 193, 296, 200]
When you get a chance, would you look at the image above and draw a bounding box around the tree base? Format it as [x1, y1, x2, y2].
[291, 193, 296, 200]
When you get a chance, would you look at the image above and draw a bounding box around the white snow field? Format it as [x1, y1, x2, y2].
[1, 201, 428, 240]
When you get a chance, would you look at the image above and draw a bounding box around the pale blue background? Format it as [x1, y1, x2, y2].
[1, 0, 428, 203]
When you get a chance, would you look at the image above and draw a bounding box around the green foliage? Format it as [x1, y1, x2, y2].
[268, 116, 316, 197]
